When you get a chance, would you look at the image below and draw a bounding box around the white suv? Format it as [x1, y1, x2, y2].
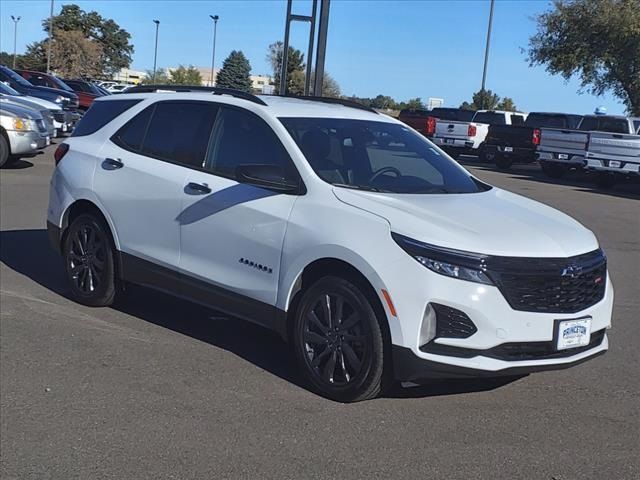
[47, 88, 613, 402]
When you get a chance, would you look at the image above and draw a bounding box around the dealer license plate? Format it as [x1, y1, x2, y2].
[608, 160, 622, 168]
[557, 318, 591, 350]
[504, 146, 513, 152]
[444, 138, 455, 145]
[558, 153, 569, 160]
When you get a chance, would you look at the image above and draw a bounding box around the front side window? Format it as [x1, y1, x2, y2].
[281, 117, 488, 194]
[205, 106, 298, 182]
[141, 101, 218, 168]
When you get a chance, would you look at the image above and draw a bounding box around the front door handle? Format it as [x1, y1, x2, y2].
[185, 182, 211, 194]
[102, 158, 124, 170]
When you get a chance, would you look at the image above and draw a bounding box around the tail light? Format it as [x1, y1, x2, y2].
[54, 143, 69, 166]
[532, 128, 541, 146]
[468, 124, 477, 137]
[425, 116, 437, 136]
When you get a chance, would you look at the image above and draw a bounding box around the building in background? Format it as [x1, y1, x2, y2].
[112, 68, 147, 85]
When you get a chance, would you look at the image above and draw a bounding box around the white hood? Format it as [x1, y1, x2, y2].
[333, 187, 599, 257]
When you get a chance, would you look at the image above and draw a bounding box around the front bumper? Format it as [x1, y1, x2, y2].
[7, 130, 48, 155]
[376, 248, 613, 381]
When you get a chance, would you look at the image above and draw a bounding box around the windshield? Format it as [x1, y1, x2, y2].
[280, 117, 488, 194]
[0, 67, 33, 87]
[431, 108, 475, 122]
[0, 82, 23, 96]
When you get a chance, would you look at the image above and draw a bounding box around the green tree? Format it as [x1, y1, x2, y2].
[528, 0, 640, 115]
[400, 98, 426, 110]
[215, 51, 252, 93]
[308, 70, 342, 98]
[460, 89, 501, 110]
[21, 41, 48, 71]
[0, 51, 27, 69]
[497, 97, 517, 111]
[141, 68, 170, 84]
[169, 65, 203, 85]
[267, 41, 305, 94]
[371, 95, 397, 110]
[44, 4, 134, 76]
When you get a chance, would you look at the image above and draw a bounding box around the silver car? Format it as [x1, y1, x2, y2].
[0, 102, 50, 167]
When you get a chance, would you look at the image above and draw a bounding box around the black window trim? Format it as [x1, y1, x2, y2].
[110, 100, 307, 195]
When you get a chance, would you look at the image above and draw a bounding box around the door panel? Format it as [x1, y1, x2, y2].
[179, 171, 296, 307]
[94, 140, 187, 270]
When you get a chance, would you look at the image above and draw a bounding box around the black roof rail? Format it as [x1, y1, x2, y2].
[122, 84, 268, 106]
[284, 95, 378, 114]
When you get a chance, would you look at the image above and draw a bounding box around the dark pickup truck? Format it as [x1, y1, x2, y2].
[481, 112, 582, 169]
[398, 107, 475, 138]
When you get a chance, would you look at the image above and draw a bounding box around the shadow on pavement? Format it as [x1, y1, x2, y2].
[1, 228, 521, 401]
[459, 157, 640, 201]
[4, 159, 34, 170]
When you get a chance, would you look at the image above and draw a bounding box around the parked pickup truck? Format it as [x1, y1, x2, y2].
[397, 107, 474, 138]
[584, 120, 640, 188]
[481, 112, 582, 169]
[537, 115, 639, 179]
[432, 110, 527, 159]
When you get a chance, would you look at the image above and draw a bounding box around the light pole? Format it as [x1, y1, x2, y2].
[480, 0, 495, 109]
[152, 20, 160, 82]
[47, 0, 53, 73]
[10, 16, 21, 69]
[209, 15, 219, 86]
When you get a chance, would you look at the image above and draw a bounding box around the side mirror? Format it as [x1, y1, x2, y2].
[235, 164, 301, 194]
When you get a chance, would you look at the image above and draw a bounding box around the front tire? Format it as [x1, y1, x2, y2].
[595, 172, 617, 189]
[293, 276, 389, 402]
[540, 161, 568, 179]
[0, 134, 9, 168]
[495, 155, 513, 170]
[63, 213, 117, 307]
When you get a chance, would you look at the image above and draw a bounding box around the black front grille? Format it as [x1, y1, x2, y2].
[432, 303, 477, 339]
[487, 250, 606, 314]
[421, 328, 606, 361]
[53, 111, 65, 123]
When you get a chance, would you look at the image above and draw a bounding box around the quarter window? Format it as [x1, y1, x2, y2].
[111, 105, 153, 149]
[73, 99, 142, 137]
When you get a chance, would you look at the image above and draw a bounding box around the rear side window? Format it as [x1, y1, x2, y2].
[112, 106, 153, 151]
[72, 99, 142, 137]
[511, 114, 525, 125]
[141, 102, 218, 168]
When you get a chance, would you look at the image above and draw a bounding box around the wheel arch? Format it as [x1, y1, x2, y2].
[59, 198, 120, 251]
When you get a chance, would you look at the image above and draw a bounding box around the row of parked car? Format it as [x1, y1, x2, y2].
[0, 65, 118, 167]
[398, 107, 640, 188]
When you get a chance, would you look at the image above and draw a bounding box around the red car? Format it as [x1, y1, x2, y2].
[14, 70, 101, 110]
[62, 79, 108, 110]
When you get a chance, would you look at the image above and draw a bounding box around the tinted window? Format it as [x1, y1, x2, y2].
[525, 113, 571, 129]
[72, 99, 142, 137]
[141, 102, 217, 168]
[206, 107, 296, 181]
[633, 120, 640, 134]
[472, 112, 506, 125]
[431, 108, 475, 122]
[579, 116, 629, 134]
[0, 67, 32, 87]
[281, 117, 487, 194]
[112, 106, 153, 150]
[511, 114, 525, 125]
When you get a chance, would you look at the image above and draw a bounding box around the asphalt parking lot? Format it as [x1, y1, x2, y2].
[1, 146, 638, 480]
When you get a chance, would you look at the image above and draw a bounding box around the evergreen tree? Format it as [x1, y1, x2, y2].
[215, 51, 252, 93]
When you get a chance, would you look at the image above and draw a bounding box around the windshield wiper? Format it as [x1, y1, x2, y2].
[332, 183, 392, 193]
[409, 187, 452, 194]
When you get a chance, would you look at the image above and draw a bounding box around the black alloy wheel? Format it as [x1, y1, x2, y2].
[63, 214, 117, 306]
[294, 276, 389, 402]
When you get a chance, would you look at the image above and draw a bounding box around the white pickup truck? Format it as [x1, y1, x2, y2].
[537, 115, 640, 183]
[431, 110, 527, 159]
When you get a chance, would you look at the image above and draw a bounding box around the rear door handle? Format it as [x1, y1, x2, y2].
[102, 158, 124, 170]
[185, 182, 211, 194]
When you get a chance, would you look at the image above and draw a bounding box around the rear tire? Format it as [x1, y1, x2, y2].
[595, 172, 617, 189]
[478, 147, 495, 163]
[0, 134, 9, 168]
[62, 213, 117, 307]
[540, 162, 568, 179]
[293, 276, 390, 402]
[495, 155, 513, 170]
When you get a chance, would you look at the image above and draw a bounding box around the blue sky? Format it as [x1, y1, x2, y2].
[0, 0, 626, 114]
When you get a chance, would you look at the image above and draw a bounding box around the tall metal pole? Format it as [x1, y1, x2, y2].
[152, 20, 160, 82]
[209, 15, 219, 86]
[313, 0, 330, 96]
[47, 0, 54, 73]
[11, 16, 21, 69]
[480, 0, 495, 108]
[279, 0, 293, 95]
[304, 0, 317, 95]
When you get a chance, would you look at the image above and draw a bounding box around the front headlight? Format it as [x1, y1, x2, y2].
[392, 233, 494, 285]
[13, 117, 35, 131]
[54, 95, 64, 103]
